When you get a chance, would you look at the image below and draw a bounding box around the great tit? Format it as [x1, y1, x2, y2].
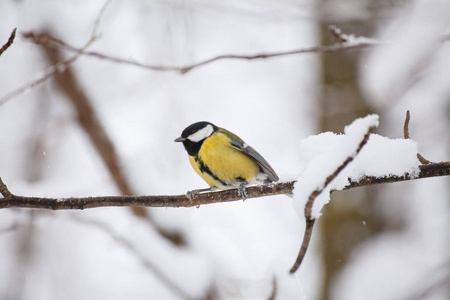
[175, 121, 279, 199]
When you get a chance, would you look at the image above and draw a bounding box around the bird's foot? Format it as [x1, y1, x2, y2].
[186, 187, 217, 201]
[237, 185, 248, 201]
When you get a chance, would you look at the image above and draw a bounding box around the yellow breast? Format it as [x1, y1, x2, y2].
[189, 132, 259, 188]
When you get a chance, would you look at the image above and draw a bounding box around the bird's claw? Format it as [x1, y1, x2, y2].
[186, 190, 198, 201]
[238, 185, 247, 201]
[186, 187, 217, 201]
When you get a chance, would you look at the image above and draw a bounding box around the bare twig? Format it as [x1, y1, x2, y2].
[0, 28, 16, 57]
[0, 0, 110, 106]
[91, 0, 112, 39]
[0, 54, 79, 106]
[0, 25, 377, 105]
[27, 26, 380, 75]
[289, 125, 375, 273]
[268, 277, 278, 300]
[36, 31, 134, 197]
[403, 110, 431, 164]
[403, 110, 411, 139]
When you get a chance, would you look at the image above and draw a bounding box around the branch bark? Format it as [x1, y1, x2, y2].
[1, 162, 449, 210]
[403, 110, 431, 164]
[22, 26, 380, 74]
[290, 125, 375, 273]
[0, 28, 16, 57]
[32, 30, 186, 246]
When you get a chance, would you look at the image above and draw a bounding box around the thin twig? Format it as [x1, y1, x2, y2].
[328, 25, 348, 42]
[268, 276, 278, 300]
[403, 110, 411, 139]
[0, 54, 79, 106]
[403, 110, 431, 164]
[91, 0, 112, 39]
[27, 26, 380, 75]
[0, 28, 16, 57]
[0, 25, 377, 105]
[0, 0, 110, 106]
[289, 125, 375, 273]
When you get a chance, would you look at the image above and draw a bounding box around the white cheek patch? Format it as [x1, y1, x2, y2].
[187, 124, 214, 142]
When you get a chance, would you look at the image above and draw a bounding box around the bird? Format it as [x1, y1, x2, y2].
[174, 121, 279, 199]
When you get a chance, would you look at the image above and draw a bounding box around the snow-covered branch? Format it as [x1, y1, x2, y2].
[290, 118, 376, 273]
[1, 114, 449, 274]
[0, 162, 449, 211]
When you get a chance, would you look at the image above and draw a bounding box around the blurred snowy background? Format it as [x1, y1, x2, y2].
[0, 0, 449, 299]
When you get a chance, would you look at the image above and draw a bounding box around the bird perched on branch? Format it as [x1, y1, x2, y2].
[175, 121, 279, 199]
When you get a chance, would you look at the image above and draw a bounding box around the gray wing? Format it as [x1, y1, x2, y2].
[230, 139, 279, 182]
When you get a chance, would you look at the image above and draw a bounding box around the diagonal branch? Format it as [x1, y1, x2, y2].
[32, 30, 186, 246]
[289, 125, 375, 273]
[35, 31, 135, 198]
[0, 28, 16, 57]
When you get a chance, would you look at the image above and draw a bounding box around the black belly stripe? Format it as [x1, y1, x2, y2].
[195, 157, 229, 187]
[235, 177, 246, 184]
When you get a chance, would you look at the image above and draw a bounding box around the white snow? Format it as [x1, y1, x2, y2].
[0, 1, 448, 299]
[293, 114, 420, 218]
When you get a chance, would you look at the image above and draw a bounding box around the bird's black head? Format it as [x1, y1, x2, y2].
[174, 121, 218, 156]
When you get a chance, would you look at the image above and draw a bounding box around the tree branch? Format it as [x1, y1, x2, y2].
[0, 178, 294, 210]
[28, 30, 187, 246]
[0, 0, 109, 106]
[0, 25, 380, 105]
[1, 161, 449, 210]
[0, 28, 16, 57]
[289, 125, 375, 273]
[23, 25, 380, 75]
[1, 114, 450, 276]
[403, 110, 431, 164]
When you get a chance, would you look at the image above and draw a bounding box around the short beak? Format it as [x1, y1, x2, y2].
[174, 137, 186, 142]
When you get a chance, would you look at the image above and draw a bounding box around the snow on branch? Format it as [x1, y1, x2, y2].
[290, 115, 377, 273]
[0, 161, 449, 210]
[0, 113, 449, 273]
